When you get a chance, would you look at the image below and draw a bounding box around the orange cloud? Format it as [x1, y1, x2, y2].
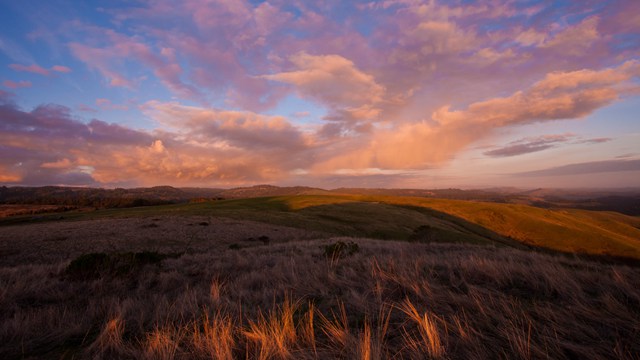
[313, 61, 640, 171]
[261, 52, 385, 122]
[433, 61, 640, 127]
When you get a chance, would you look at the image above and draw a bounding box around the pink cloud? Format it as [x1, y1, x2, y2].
[3, 80, 32, 89]
[7, 64, 71, 76]
[69, 30, 200, 98]
[51, 65, 72, 73]
[540, 16, 600, 55]
[312, 61, 640, 172]
[433, 61, 640, 128]
[262, 52, 385, 122]
[3, 0, 638, 187]
[9, 63, 50, 76]
[96, 98, 128, 111]
[142, 100, 311, 152]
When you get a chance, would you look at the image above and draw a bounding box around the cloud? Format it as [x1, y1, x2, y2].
[51, 65, 72, 73]
[0, 97, 324, 187]
[514, 159, 640, 177]
[142, 100, 311, 152]
[540, 16, 600, 55]
[484, 134, 576, 157]
[262, 52, 385, 122]
[575, 137, 612, 144]
[3, 80, 31, 89]
[96, 98, 128, 111]
[9, 63, 73, 76]
[312, 61, 640, 171]
[9, 63, 50, 76]
[2, 1, 640, 187]
[69, 30, 201, 99]
[484, 134, 614, 158]
[433, 61, 640, 128]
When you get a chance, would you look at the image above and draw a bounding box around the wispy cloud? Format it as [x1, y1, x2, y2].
[3, 80, 32, 89]
[484, 134, 612, 158]
[514, 159, 640, 177]
[9, 63, 72, 76]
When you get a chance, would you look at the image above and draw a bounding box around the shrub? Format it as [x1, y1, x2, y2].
[65, 251, 181, 280]
[323, 241, 359, 259]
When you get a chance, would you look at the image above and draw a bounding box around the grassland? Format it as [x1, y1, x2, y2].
[5, 194, 638, 259]
[2, 239, 639, 359]
[1, 194, 639, 359]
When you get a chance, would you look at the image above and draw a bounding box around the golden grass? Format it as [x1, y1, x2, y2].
[398, 298, 445, 358]
[280, 195, 640, 258]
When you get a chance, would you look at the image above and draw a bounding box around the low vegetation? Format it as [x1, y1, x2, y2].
[2, 193, 639, 358]
[1, 238, 639, 359]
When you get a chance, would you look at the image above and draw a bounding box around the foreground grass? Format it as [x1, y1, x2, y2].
[2, 239, 639, 359]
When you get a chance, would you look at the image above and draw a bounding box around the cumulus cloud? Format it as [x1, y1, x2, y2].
[0, 98, 316, 186]
[142, 100, 311, 152]
[2, 0, 640, 187]
[313, 61, 640, 171]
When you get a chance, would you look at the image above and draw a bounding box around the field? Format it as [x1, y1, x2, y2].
[1, 195, 640, 359]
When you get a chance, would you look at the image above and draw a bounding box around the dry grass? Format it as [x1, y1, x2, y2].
[1, 236, 640, 359]
[398, 298, 445, 358]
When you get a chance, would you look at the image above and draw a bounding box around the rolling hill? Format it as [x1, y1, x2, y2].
[5, 194, 638, 260]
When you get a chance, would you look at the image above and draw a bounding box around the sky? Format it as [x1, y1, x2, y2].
[0, 0, 639, 189]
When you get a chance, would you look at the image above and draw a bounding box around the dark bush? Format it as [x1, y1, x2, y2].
[323, 241, 359, 259]
[258, 235, 270, 245]
[65, 251, 181, 280]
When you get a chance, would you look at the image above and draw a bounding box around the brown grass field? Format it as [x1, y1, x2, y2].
[1, 195, 640, 359]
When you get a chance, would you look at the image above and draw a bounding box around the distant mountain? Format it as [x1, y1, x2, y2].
[0, 186, 195, 208]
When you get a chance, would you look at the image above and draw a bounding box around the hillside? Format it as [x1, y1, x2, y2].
[2, 194, 640, 358]
[5, 194, 639, 260]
